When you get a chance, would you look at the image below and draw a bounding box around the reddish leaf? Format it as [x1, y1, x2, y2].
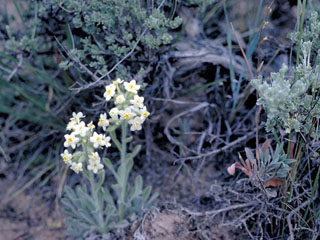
[261, 139, 271, 153]
[227, 163, 236, 175]
[245, 159, 252, 172]
[263, 178, 283, 187]
[227, 162, 251, 177]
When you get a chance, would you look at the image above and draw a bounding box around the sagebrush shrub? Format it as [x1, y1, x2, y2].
[252, 11, 320, 138]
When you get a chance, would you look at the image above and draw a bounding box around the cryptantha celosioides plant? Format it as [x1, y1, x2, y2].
[61, 79, 158, 237]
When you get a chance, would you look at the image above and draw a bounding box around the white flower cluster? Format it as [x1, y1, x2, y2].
[61, 112, 110, 174]
[60, 78, 150, 174]
[87, 152, 104, 174]
[103, 78, 150, 131]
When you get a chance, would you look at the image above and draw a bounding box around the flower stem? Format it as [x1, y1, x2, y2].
[83, 143, 104, 230]
[89, 171, 104, 229]
[119, 120, 128, 220]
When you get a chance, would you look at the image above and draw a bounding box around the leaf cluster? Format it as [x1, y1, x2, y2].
[62, 170, 157, 237]
[252, 11, 320, 137]
[246, 141, 295, 182]
[42, 0, 182, 76]
[228, 140, 295, 188]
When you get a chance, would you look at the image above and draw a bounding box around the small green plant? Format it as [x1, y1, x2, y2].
[251, 11, 320, 138]
[227, 140, 295, 187]
[60, 79, 157, 237]
[48, 0, 182, 77]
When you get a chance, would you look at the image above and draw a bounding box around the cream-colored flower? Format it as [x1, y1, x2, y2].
[113, 78, 124, 85]
[71, 112, 85, 124]
[64, 133, 79, 149]
[115, 94, 125, 104]
[70, 162, 83, 174]
[112, 78, 123, 92]
[104, 136, 111, 148]
[124, 79, 140, 94]
[119, 107, 136, 120]
[104, 84, 116, 101]
[109, 107, 119, 120]
[61, 149, 72, 165]
[129, 117, 143, 131]
[66, 120, 77, 131]
[130, 95, 144, 108]
[73, 121, 89, 137]
[140, 106, 150, 120]
[98, 113, 109, 131]
[87, 160, 104, 174]
[87, 121, 95, 131]
[89, 152, 101, 162]
[90, 132, 105, 148]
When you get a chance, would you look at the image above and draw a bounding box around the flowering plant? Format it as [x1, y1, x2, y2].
[60, 79, 157, 237]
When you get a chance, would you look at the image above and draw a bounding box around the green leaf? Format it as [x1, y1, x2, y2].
[61, 199, 84, 220]
[78, 209, 97, 226]
[64, 185, 77, 200]
[82, 168, 90, 179]
[112, 183, 122, 198]
[86, 145, 94, 154]
[110, 219, 129, 228]
[109, 130, 121, 150]
[146, 192, 159, 208]
[268, 162, 281, 171]
[132, 144, 141, 158]
[135, 175, 143, 194]
[63, 207, 79, 218]
[101, 188, 116, 209]
[65, 23, 75, 49]
[76, 186, 94, 205]
[283, 159, 296, 164]
[132, 197, 143, 212]
[75, 185, 83, 197]
[128, 175, 144, 202]
[245, 147, 256, 164]
[142, 186, 152, 202]
[126, 159, 134, 177]
[105, 204, 116, 217]
[273, 143, 283, 161]
[106, 124, 120, 132]
[126, 145, 141, 161]
[72, 151, 84, 162]
[266, 153, 272, 165]
[103, 157, 119, 181]
[61, 198, 76, 212]
[97, 188, 105, 211]
[94, 170, 105, 192]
